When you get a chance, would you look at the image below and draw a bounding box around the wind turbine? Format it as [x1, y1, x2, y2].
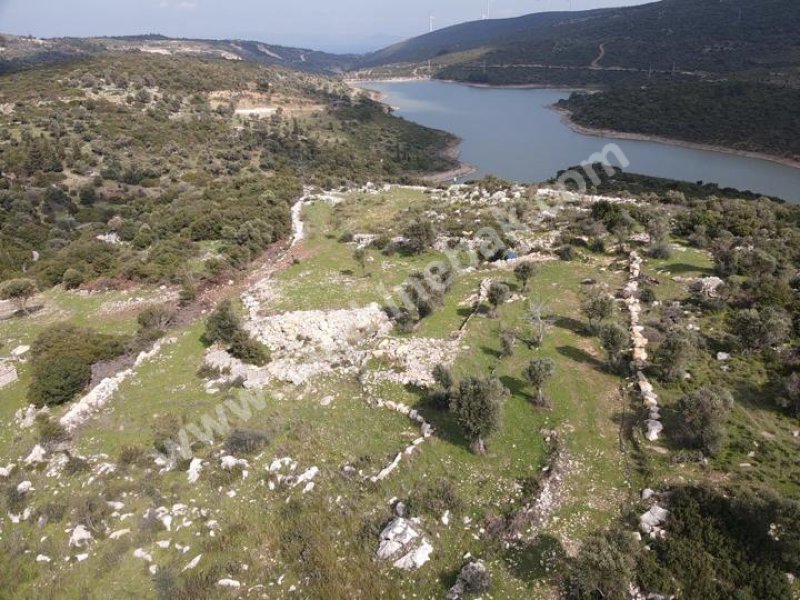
[429, 14, 436, 33]
[483, 0, 492, 20]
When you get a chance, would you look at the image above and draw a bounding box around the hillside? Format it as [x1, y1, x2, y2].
[355, 0, 800, 86]
[559, 81, 800, 162]
[0, 52, 455, 285]
[0, 34, 357, 76]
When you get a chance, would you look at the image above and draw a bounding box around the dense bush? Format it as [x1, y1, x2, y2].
[27, 323, 128, 406]
[225, 428, 269, 455]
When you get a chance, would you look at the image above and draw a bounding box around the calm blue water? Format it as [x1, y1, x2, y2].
[366, 80, 800, 202]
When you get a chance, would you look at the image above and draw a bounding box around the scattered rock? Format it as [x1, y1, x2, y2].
[220, 455, 249, 471]
[109, 529, 130, 540]
[217, 579, 241, 588]
[376, 517, 433, 570]
[640, 505, 669, 537]
[68, 525, 93, 548]
[446, 559, 491, 600]
[11, 345, 30, 359]
[133, 548, 153, 562]
[187, 458, 204, 483]
[182, 554, 202, 571]
[645, 420, 664, 442]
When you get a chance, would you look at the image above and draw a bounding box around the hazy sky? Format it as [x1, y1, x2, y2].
[0, 0, 651, 53]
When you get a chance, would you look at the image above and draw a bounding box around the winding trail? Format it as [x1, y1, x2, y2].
[590, 43, 606, 69]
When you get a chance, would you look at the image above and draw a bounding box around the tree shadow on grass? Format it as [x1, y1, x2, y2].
[0, 303, 45, 321]
[403, 384, 472, 453]
[554, 316, 591, 338]
[556, 345, 603, 370]
[662, 262, 714, 276]
[499, 375, 532, 402]
[480, 345, 502, 359]
[504, 534, 568, 584]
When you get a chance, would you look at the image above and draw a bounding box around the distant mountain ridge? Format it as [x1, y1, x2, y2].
[0, 33, 358, 75]
[3, 0, 799, 86]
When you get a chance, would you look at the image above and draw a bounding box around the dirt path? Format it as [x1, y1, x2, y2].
[590, 43, 606, 69]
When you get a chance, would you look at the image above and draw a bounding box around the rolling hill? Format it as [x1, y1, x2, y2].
[355, 0, 800, 86]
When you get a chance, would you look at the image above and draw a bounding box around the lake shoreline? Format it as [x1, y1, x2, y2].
[348, 80, 478, 183]
[422, 138, 478, 183]
[553, 105, 800, 171]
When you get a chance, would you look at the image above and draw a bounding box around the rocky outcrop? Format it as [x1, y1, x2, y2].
[0, 361, 18, 390]
[446, 560, 491, 600]
[376, 516, 433, 571]
[640, 504, 669, 539]
[206, 303, 393, 388]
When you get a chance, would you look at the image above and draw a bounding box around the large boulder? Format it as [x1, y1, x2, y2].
[376, 517, 433, 571]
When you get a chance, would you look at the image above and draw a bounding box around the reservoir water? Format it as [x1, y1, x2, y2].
[364, 80, 800, 202]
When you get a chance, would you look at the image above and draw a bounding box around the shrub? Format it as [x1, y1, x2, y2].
[28, 354, 92, 407]
[565, 530, 638, 600]
[653, 330, 696, 383]
[500, 329, 516, 357]
[581, 289, 615, 330]
[649, 242, 673, 259]
[432, 363, 454, 390]
[228, 330, 271, 366]
[408, 477, 463, 517]
[524, 358, 555, 407]
[137, 304, 176, 335]
[205, 299, 241, 344]
[61, 268, 84, 290]
[403, 218, 436, 254]
[599, 323, 629, 373]
[225, 428, 269, 455]
[556, 245, 576, 261]
[35, 414, 69, 446]
[487, 281, 510, 317]
[639, 287, 656, 304]
[514, 261, 537, 292]
[118, 445, 148, 467]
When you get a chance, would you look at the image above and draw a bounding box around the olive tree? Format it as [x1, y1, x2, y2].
[1, 278, 37, 314]
[599, 323, 629, 373]
[580, 289, 615, 331]
[487, 282, 510, 318]
[729, 307, 791, 353]
[677, 386, 734, 455]
[513, 261, 537, 292]
[450, 376, 509, 455]
[524, 358, 555, 408]
[653, 330, 696, 383]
